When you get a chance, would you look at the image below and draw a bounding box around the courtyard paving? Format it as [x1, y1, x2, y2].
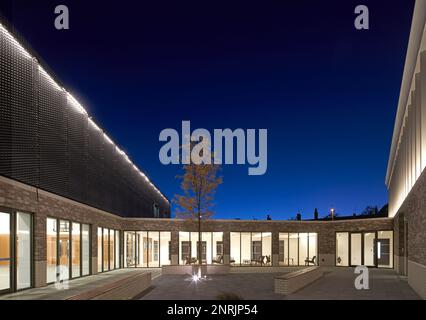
[142, 268, 420, 300]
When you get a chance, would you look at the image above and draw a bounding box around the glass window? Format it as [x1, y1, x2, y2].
[262, 233, 272, 266]
[241, 232, 251, 266]
[46, 218, 57, 283]
[0, 212, 11, 291]
[136, 231, 147, 267]
[124, 231, 136, 267]
[103, 228, 109, 271]
[82, 224, 90, 276]
[148, 232, 160, 267]
[350, 233, 362, 266]
[298, 233, 308, 266]
[308, 233, 318, 265]
[230, 232, 240, 265]
[289, 233, 298, 266]
[336, 232, 349, 266]
[190, 232, 200, 264]
[202, 232, 212, 264]
[71, 223, 81, 278]
[115, 231, 120, 269]
[212, 232, 223, 264]
[279, 233, 289, 266]
[251, 233, 262, 265]
[109, 229, 115, 269]
[16, 212, 31, 290]
[377, 231, 393, 268]
[59, 220, 70, 281]
[179, 232, 190, 265]
[160, 232, 171, 266]
[97, 227, 102, 272]
[364, 232, 376, 267]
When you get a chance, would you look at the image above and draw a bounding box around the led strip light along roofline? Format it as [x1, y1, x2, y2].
[0, 22, 168, 203]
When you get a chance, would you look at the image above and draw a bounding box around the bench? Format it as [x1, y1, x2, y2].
[274, 266, 323, 295]
[66, 272, 151, 300]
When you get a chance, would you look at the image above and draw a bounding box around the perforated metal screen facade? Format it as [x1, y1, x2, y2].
[0, 23, 170, 218]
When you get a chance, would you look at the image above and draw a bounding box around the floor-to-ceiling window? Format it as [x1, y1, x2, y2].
[103, 228, 109, 271]
[377, 231, 393, 268]
[16, 212, 31, 290]
[278, 233, 318, 266]
[230, 232, 274, 266]
[0, 211, 33, 293]
[177, 232, 223, 265]
[82, 224, 90, 276]
[335, 231, 394, 268]
[46, 218, 57, 283]
[124, 231, 136, 267]
[0, 212, 11, 292]
[363, 232, 376, 267]
[97, 227, 103, 272]
[336, 232, 349, 266]
[58, 220, 70, 281]
[47, 218, 91, 282]
[124, 231, 171, 268]
[159, 232, 171, 266]
[97, 227, 120, 272]
[115, 231, 120, 269]
[71, 223, 81, 278]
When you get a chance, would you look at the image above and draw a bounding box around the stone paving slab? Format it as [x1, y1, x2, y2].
[0, 268, 161, 300]
[142, 268, 420, 300]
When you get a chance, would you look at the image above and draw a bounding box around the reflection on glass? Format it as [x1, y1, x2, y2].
[0, 212, 10, 291]
[46, 218, 57, 283]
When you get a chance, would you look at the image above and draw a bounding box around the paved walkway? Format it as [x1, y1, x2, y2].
[0, 268, 161, 300]
[142, 268, 420, 300]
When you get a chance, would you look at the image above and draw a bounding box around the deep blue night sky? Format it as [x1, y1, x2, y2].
[0, 1, 415, 220]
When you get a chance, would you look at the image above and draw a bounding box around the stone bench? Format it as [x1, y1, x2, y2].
[274, 266, 323, 295]
[66, 272, 151, 300]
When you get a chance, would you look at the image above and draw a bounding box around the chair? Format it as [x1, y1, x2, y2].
[212, 254, 223, 264]
[304, 256, 316, 266]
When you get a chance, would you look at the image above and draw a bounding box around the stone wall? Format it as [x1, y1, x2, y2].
[393, 167, 426, 299]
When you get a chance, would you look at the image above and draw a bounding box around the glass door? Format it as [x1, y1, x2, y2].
[363, 232, 376, 267]
[350, 233, 362, 266]
[0, 212, 11, 293]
